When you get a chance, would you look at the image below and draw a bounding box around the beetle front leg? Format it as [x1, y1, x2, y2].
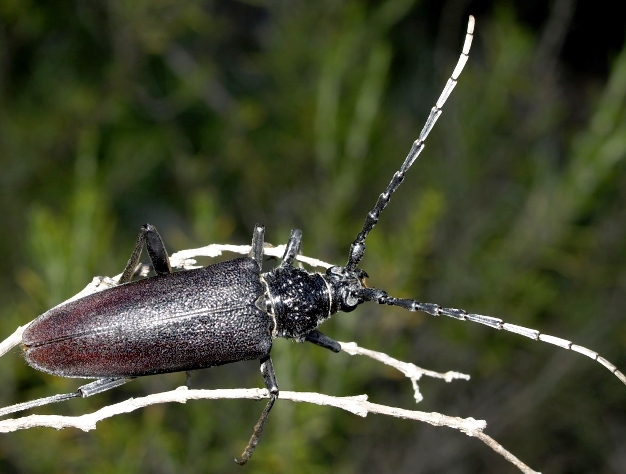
[119, 223, 172, 284]
[249, 224, 265, 269]
[236, 355, 279, 465]
[305, 329, 341, 353]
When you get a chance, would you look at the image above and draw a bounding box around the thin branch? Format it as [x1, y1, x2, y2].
[0, 387, 539, 474]
[0, 324, 29, 358]
[339, 341, 470, 403]
[0, 245, 540, 473]
[167, 242, 333, 272]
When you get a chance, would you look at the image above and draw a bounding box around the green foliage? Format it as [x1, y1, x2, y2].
[1, 2, 626, 473]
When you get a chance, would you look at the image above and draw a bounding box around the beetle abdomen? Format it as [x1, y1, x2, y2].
[23, 258, 272, 378]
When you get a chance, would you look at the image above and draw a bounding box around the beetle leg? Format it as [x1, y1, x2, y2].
[0, 391, 80, 418]
[235, 355, 279, 465]
[76, 377, 135, 397]
[119, 223, 172, 284]
[305, 329, 341, 353]
[0, 377, 132, 418]
[279, 229, 302, 268]
[249, 224, 265, 270]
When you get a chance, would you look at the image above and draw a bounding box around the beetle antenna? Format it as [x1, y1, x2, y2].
[356, 287, 626, 386]
[346, 16, 475, 271]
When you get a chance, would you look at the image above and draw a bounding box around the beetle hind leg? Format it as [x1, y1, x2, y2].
[119, 223, 172, 284]
[0, 377, 133, 418]
[235, 355, 279, 465]
[0, 391, 80, 418]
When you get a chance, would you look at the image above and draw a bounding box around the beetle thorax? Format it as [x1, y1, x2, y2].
[258, 267, 333, 341]
[257, 265, 367, 341]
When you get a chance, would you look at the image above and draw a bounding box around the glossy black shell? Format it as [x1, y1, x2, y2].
[22, 258, 272, 378]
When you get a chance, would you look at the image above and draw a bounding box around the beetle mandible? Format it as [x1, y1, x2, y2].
[2, 16, 625, 465]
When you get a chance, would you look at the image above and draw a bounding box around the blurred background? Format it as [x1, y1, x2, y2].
[1, 0, 626, 472]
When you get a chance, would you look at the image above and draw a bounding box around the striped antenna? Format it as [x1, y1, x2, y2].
[347, 16, 475, 271]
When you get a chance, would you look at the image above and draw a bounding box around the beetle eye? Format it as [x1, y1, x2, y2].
[343, 289, 360, 309]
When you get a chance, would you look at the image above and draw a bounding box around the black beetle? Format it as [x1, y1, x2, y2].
[2, 16, 624, 464]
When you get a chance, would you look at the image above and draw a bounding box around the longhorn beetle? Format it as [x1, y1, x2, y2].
[2, 16, 625, 464]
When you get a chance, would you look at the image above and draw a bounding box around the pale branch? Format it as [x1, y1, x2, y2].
[0, 244, 541, 474]
[0, 324, 28, 358]
[167, 242, 334, 272]
[339, 341, 471, 403]
[0, 387, 539, 474]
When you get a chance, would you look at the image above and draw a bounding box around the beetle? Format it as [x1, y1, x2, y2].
[1, 16, 625, 465]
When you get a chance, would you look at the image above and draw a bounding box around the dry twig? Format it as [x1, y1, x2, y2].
[0, 244, 540, 474]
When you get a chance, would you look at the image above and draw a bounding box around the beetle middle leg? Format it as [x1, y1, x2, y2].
[236, 355, 279, 465]
[279, 229, 302, 267]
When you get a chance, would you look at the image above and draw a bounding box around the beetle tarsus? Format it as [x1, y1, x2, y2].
[236, 355, 279, 465]
[235, 394, 277, 465]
